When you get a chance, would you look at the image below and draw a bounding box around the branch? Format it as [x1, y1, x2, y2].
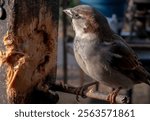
[49, 81, 129, 104]
[86, 91, 129, 104]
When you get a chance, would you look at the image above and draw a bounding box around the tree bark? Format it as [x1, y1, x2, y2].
[0, 0, 59, 103]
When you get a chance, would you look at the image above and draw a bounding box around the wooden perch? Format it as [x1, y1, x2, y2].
[86, 91, 129, 104]
[49, 81, 129, 104]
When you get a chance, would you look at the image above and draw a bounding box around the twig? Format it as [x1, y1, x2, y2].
[86, 91, 129, 104]
[48, 81, 129, 104]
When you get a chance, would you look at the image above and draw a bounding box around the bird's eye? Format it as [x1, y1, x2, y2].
[73, 13, 81, 19]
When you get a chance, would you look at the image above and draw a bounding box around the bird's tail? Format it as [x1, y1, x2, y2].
[146, 74, 150, 86]
[147, 80, 150, 86]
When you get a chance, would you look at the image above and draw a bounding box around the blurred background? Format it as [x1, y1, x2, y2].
[0, 0, 150, 103]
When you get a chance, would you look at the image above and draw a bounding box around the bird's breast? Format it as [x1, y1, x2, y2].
[73, 37, 106, 78]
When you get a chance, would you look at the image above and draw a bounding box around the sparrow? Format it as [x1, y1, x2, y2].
[63, 5, 150, 103]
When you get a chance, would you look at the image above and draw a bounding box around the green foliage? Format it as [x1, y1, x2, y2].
[68, 0, 79, 7]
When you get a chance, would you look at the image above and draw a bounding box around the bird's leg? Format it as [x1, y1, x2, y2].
[75, 81, 99, 102]
[107, 87, 121, 104]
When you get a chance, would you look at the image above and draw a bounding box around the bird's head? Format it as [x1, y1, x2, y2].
[63, 5, 113, 38]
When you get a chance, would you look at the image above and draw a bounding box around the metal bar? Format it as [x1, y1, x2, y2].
[62, 0, 68, 84]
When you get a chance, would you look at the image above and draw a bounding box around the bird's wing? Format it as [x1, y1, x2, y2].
[109, 40, 139, 70]
[107, 40, 150, 85]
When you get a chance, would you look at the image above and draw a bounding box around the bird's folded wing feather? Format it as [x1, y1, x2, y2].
[109, 41, 140, 70]
[107, 40, 150, 84]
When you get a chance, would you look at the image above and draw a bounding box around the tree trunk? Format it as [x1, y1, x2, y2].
[0, 0, 59, 104]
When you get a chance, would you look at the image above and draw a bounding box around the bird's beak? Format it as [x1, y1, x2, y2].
[63, 8, 73, 18]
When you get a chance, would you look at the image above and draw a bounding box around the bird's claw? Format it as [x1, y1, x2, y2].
[75, 81, 99, 102]
[122, 96, 129, 104]
[107, 88, 121, 104]
[75, 86, 88, 102]
[107, 92, 117, 104]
